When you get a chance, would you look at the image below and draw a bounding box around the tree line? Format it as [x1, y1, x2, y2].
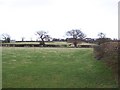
[1, 29, 116, 47]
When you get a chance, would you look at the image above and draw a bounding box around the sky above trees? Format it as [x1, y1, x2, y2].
[0, 0, 119, 41]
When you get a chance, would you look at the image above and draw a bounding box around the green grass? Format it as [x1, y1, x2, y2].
[2, 47, 118, 88]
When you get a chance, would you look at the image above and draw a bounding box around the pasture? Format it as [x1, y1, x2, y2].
[2, 47, 117, 88]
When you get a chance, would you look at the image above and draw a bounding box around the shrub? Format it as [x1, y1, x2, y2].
[93, 45, 104, 60]
[93, 41, 119, 73]
[95, 38, 111, 45]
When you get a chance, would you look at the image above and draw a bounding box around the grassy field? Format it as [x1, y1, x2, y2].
[2, 47, 118, 88]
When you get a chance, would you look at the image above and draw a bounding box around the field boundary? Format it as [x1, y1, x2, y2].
[1, 43, 94, 48]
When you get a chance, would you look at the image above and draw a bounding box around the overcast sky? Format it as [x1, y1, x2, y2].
[0, 0, 119, 41]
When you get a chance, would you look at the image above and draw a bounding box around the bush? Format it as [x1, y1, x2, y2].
[93, 41, 119, 73]
[93, 45, 104, 60]
[95, 38, 111, 45]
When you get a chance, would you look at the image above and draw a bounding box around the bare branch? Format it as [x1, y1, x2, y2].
[35, 30, 51, 45]
[66, 29, 86, 39]
[98, 32, 106, 38]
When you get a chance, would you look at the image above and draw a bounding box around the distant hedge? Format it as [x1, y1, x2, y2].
[2, 43, 93, 48]
[2, 44, 61, 47]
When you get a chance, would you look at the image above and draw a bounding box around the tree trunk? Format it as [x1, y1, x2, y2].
[73, 38, 77, 48]
[73, 41, 77, 48]
[40, 38, 45, 46]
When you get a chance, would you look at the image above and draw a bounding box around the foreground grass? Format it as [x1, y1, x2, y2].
[2, 47, 117, 88]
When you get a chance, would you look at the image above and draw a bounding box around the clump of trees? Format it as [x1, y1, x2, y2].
[66, 29, 86, 47]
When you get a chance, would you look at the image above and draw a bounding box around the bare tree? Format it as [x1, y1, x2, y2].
[2, 33, 11, 43]
[21, 37, 25, 41]
[35, 31, 50, 46]
[97, 32, 111, 45]
[98, 32, 106, 38]
[66, 29, 86, 47]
